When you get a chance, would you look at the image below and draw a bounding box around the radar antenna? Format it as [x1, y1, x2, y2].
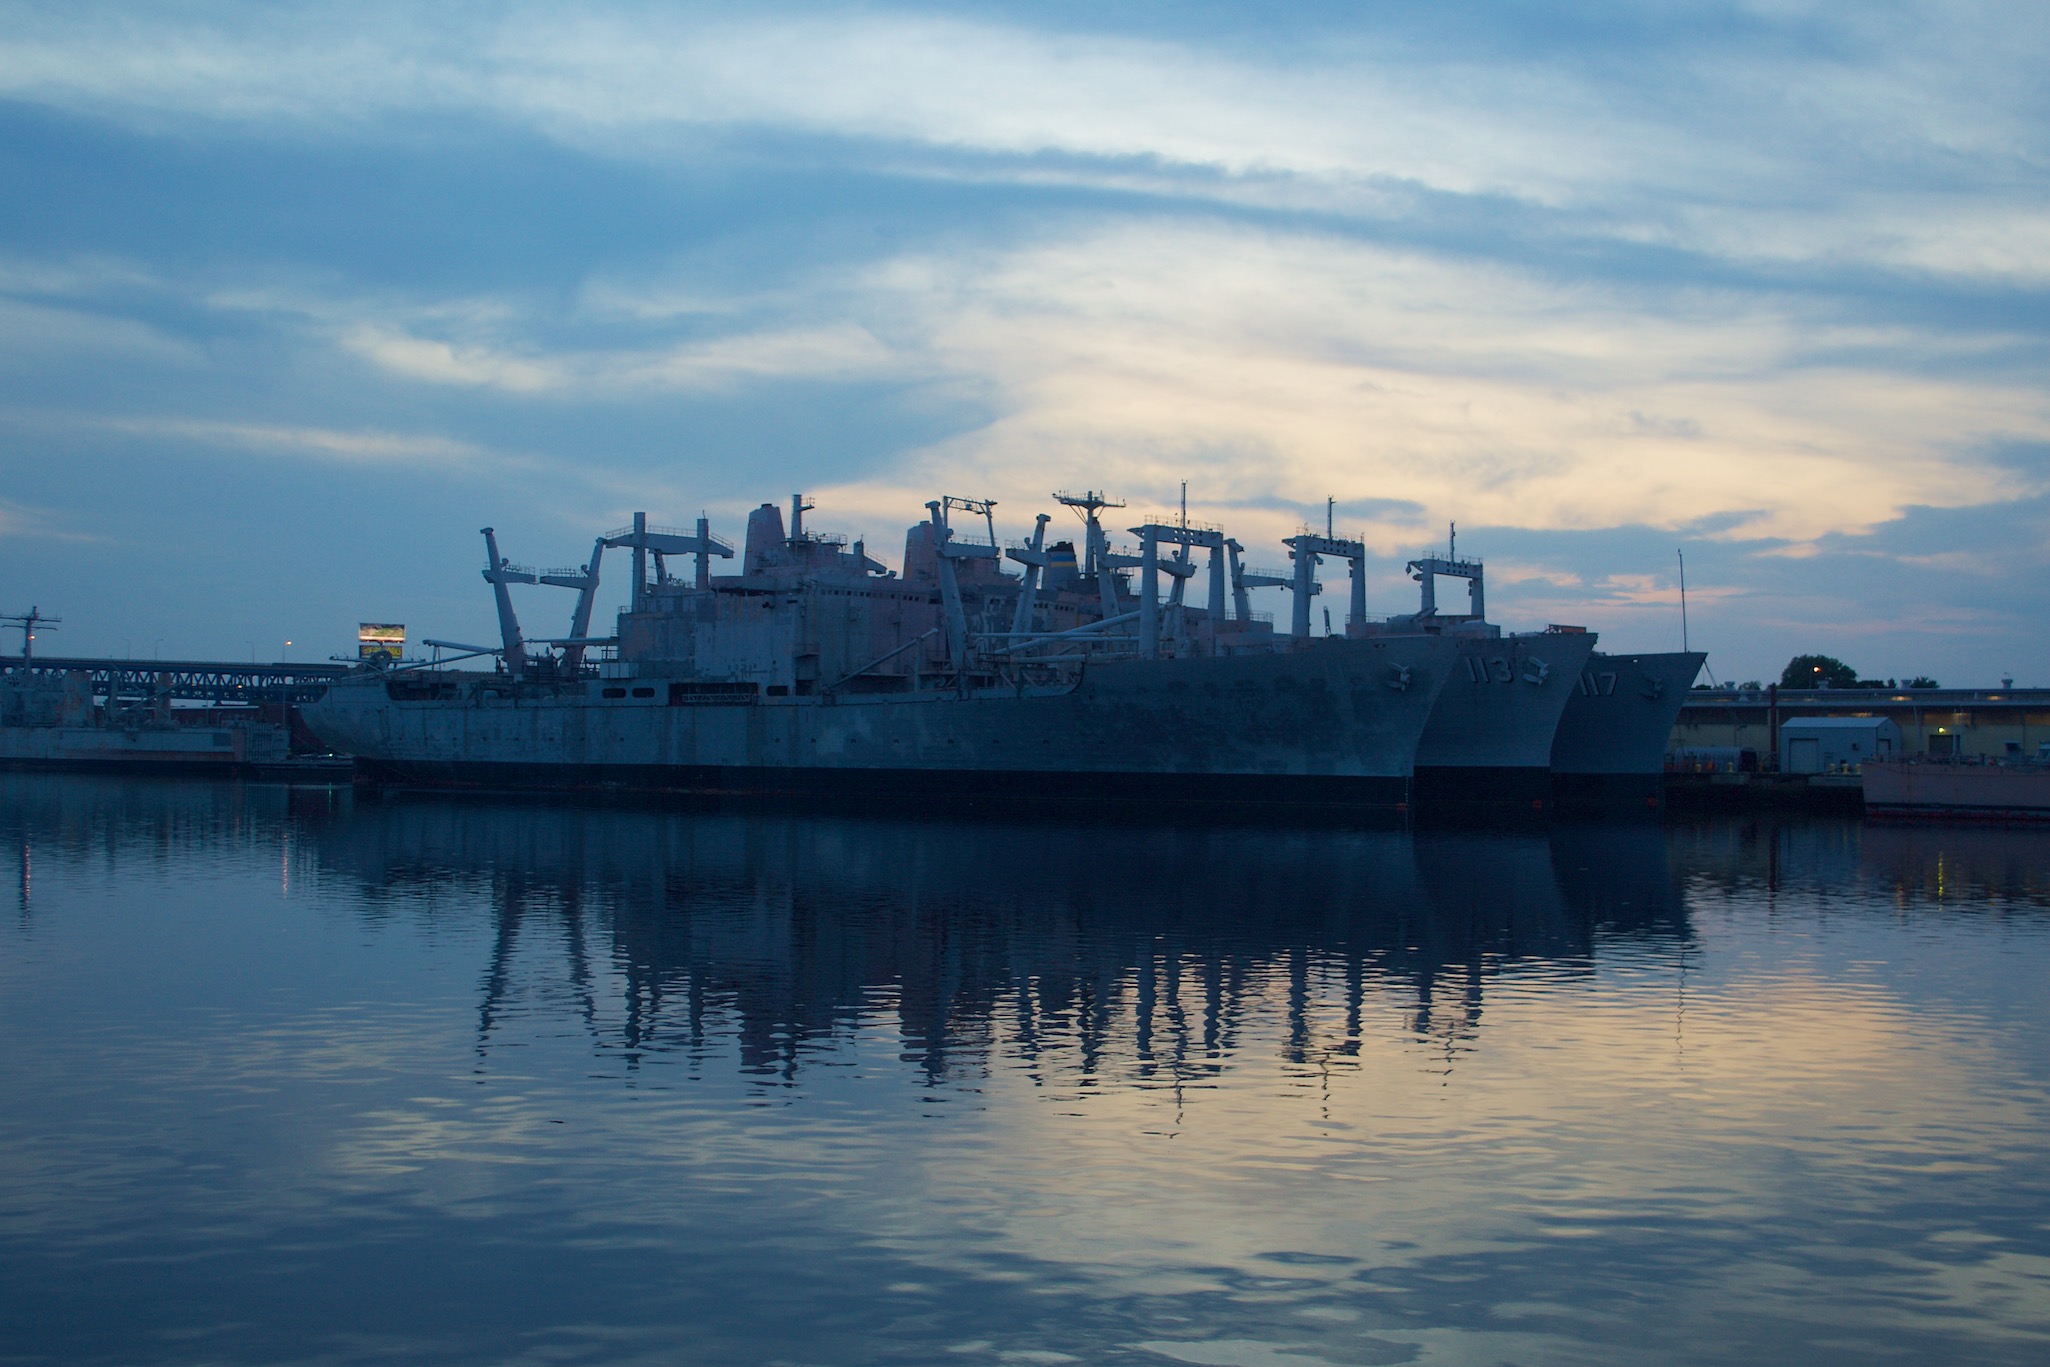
[1053, 489, 1125, 577]
[1053, 489, 1125, 517]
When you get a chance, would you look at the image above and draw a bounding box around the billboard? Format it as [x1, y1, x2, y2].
[358, 623, 405, 662]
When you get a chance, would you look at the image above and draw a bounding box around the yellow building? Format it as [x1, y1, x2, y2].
[1672, 687, 2050, 764]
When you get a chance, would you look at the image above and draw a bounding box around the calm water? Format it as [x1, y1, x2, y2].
[3, 776, 2050, 1366]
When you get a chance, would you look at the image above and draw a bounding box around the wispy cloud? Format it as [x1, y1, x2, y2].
[94, 415, 502, 466]
[0, 8, 1630, 195]
[0, 496, 102, 542]
[17, 209, 2039, 553]
[337, 328, 560, 394]
[1, 3, 2043, 281]
[0, 296, 201, 367]
[338, 321, 904, 394]
[848, 222, 2049, 545]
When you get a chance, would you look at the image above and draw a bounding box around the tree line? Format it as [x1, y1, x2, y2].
[1700, 655, 1941, 690]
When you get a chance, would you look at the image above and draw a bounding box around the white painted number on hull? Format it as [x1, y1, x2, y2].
[1466, 656, 1555, 686]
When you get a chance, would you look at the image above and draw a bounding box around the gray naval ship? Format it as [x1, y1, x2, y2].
[305, 491, 1697, 813]
[1351, 539, 1702, 808]
[310, 494, 1464, 812]
[1551, 648, 1706, 807]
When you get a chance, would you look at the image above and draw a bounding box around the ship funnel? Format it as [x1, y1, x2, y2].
[744, 503, 788, 574]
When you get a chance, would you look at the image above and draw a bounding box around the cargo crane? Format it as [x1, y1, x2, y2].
[479, 528, 536, 677]
[538, 540, 606, 672]
[1282, 499, 1368, 638]
[1004, 513, 1054, 634]
[475, 515, 737, 680]
[603, 513, 735, 604]
[1232, 550, 1320, 631]
[1406, 525, 1485, 623]
[927, 495, 1001, 684]
[1127, 521, 1225, 660]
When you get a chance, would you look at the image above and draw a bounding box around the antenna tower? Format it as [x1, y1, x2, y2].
[1677, 548, 1689, 652]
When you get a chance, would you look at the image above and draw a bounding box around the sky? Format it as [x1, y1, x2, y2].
[0, 0, 2045, 684]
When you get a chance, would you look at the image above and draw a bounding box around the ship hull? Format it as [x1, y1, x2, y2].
[308, 635, 1460, 813]
[348, 760, 1418, 816]
[1412, 633, 1599, 812]
[1549, 651, 1706, 809]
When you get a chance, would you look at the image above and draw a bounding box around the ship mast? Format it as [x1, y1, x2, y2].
[1678, 548, 1689, 652]
[1054, 489, 1126, 620]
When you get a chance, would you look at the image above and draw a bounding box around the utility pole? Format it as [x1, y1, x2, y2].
[1, 606, 60, 660]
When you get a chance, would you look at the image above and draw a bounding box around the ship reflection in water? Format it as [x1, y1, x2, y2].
[323, 802, 1690, 1085]
[4, 776, 2050, 1366]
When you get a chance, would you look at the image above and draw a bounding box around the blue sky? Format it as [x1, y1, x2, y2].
[1, 0, 2045, 683]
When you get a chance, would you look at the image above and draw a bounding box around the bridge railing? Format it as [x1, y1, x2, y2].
[1, 655, 353, 703]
